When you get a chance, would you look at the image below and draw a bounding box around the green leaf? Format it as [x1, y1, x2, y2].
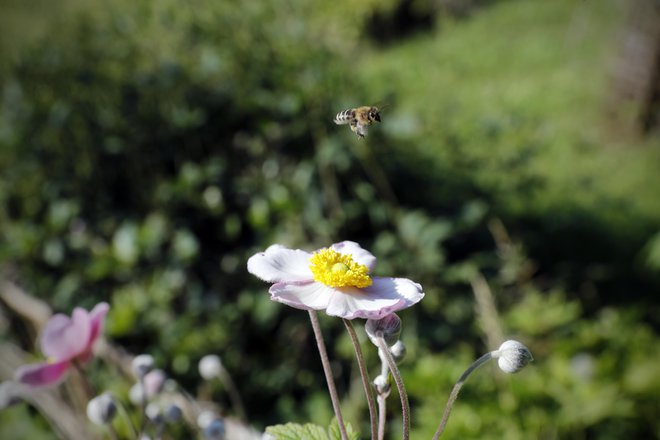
[328, 419, 360, 440]
[265, 421, 360, 440]
[265, 423, 329, 440]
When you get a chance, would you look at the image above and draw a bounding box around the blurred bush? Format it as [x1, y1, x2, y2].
[1, 0, 659, 438]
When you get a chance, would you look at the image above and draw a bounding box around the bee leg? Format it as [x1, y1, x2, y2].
[354, 123, 368, 138]
[349, 120, 365, 138]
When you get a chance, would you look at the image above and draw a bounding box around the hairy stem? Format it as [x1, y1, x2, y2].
[432, 351, 494, 439]
[375, 334, 410, 440]
[309, 311, 348, 440]
[377, 393, 388, 440]
[343, 319, 378, 440]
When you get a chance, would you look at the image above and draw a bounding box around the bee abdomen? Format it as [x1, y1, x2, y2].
[334, 109, 356, 125]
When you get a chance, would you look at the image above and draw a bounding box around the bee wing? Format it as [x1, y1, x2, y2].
[351, 120, 368, 138]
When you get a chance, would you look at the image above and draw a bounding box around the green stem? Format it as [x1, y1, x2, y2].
[343, 319, 378, 440]
[431, 351, 494, 439]
[72, 360, 95, 398]
[377, 393, 388, 440]
[375, 334, 410, 440]
[113, 394, 139, 440]
[107, 424, 119, 440]
[308, 311, 348, 440]
[137, 375, 147, 436]
[218, 366, 247, 420]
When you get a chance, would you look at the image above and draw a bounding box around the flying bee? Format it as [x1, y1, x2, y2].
[334, 105, 381, 138]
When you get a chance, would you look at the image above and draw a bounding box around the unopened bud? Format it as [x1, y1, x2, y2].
[203, 418, 226, 440]
[197, 410, 217, 429]
[373, 374, 390, 395]
[199, 355, 223, 380]
[87, 393, 117, 426]
[365, 314, 402, 346]
[164, 403, 183, 423]
[0, 382, 25, 409]
[143, 369, 166, 397]
[164, 378, 178, 393]
[493, 340, 533, 374]
[132, 354, 155, 378]
[129, 383, 144, 405]
[389, 340, 407, 364]
[145, 402, 163, 424]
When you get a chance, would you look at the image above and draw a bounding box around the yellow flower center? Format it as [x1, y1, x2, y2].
[309, 248, 372, 288]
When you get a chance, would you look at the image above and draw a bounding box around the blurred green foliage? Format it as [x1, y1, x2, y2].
[1, 0, 659, 438]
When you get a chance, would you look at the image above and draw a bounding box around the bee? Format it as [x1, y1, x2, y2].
[334, 106, 381, 138]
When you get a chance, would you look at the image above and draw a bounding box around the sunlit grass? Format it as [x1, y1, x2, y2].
[359, 0, 660, 224]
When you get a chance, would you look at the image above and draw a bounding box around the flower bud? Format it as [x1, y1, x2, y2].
[203, 418, 226, 440]
[365, 314, 402, 346]
[164, 378, 178, 393]
[199, 355, 223, 380]
[132, 354, 155, 378]
[373, 374, 390, 395]
[389, 340, 407, 364]
[164, 403, 183, 423]
[0, 382, 24, 409]
[493, 340, 533, 374]
[197, 410, 217, 429]
[145, 402, 163, 424]
[129, 383, 145, 405]
[143, 369, 166, 397]
[86, 393, 117, 426]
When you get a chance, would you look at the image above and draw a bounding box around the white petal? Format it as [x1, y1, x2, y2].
[331, 241, 376, 271]
[325, 289, 399, 320]
[269, 281, 333, 311]
[367, 277, 425, 304]
[325, 277, 424, 320]
[247, 245, 313, 282]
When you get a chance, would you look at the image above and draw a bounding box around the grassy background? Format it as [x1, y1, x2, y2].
[1, 0, 659, 438]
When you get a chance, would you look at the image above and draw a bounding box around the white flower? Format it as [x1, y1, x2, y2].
[247, 241, 424, 320]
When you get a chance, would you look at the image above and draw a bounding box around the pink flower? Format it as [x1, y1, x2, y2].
[15, 302, 110, 388]
[247, 241, 424, 319]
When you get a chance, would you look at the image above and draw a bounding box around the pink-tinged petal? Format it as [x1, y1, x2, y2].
[41, 309, 92, 360]
[331, 241, 376, 271]
[247, 245, 314, 283]
[88, 302, 110, 347]
[325, 277, 424, 320]
[15, 360, 71, 388]
[269, 281, 333, 311]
